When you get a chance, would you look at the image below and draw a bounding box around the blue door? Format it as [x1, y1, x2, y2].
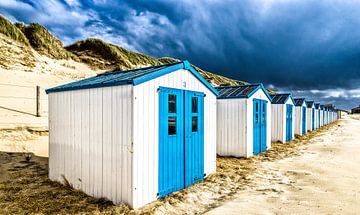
[158, 87, 184, 197]
[260, 100, 267, 152]
[253, 99, 267, 155]
[286, 104, 293, 142]
[312, 109, 315, 130]
[185, 91, 204, 187]
[302, 107, 306, 135]
[158, 87, 204, 197]
[318, 109, 321, 128]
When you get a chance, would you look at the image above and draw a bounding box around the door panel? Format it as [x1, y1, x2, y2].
[253, 100, 261, 154]
[253, 99, 267, 154]
[260, 100, 267, 151]
[312, 109, 315, 130]
[159, 87, 185, 197]
[185, 91, 204, 187]
[302, 107, 306, 135]
[286, 104, 293, 141]
[159, 87, 204, 197]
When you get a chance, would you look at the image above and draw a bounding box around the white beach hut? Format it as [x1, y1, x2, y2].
[45, 61, 218, 208]
[216, 84, 272, 157]
[270, 93, 295, 143]
[306, 101, 315, 131]
[314, 103, 321, 129]
[293, 98, 307, 136]
[319, 105, 325, 127]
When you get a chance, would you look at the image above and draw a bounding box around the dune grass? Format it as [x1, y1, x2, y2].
[0, 16, 29, 46]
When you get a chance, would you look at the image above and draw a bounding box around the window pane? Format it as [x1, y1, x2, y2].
[192, 117, 198, 132]
[192, 97, 198, 113]
[168, 94, 176, 113]
[256, 103, 259, 112]
[168, 117, 176, 135]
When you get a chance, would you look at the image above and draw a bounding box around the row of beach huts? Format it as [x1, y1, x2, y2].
[45, 61, 339, 208]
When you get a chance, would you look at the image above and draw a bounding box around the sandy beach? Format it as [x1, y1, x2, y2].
[207, 115, 360, 214]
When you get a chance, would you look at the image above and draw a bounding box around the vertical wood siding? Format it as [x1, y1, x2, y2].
[217, 99, 247, 157]
[132, 69, 217, 208]
[306, 108, 313, 131]
[271, 104, 285, 143]
[48, 85, 133, 206]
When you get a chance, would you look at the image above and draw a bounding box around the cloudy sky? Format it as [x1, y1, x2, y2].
[1, 0, 360, 110]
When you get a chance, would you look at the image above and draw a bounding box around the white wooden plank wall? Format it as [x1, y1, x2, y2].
[217, 99, 247, 157]
[307, 108, 313, 131]
[48, 85, 133, 206]
[271, 104, 284, 143]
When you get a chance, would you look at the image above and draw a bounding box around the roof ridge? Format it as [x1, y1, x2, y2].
[97, 61, 181, 77]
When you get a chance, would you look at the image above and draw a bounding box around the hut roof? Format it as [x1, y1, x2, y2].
[215, 83, 272, 100]
[293, 98, 306, 106]
[270, 93, 294, 104]
[46, 61, 218, 95]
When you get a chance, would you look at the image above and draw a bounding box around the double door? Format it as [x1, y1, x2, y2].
[253, 99, 267, 155]
[286, 104, 293, 142]
[158, 87, 204, 197]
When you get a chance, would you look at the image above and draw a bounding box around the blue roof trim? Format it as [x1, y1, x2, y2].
[185, 63, 219, 96]
[293, 98, 306, 106]
[216, 83, 272, 101]
[46, 60, 218, 95]
[247, 84, 273, 101]
[306, 101, 315, 108]
[270, 93, 295, 105]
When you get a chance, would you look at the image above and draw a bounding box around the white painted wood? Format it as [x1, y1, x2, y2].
[307, 108, 314, 131]
[217, 99, 247, 157]
[48, 85, 133, 207]
[294, 102, 307, 136]
[271, 104, 284, 143]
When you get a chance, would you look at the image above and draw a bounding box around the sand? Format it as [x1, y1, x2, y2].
[0, 117, 349, 214]
[207, 115, 360, 214]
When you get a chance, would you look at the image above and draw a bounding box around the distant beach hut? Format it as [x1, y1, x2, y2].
[315, 103, 321, 129]
[45, 61, 218, 208]
[320, 105, 325, 127]
[294, 98, 307, 136]
[216, 84, 272, 157]
[270, 93, 295, 143]
[306, 101, 315, 131]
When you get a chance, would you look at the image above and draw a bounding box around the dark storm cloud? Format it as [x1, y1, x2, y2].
[0, 0, 360, 109]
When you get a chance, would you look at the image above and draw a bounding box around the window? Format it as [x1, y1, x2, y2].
[256, 103, 259, 112]
[192, 97, 198, 113]
[168, 117, 176, 135]
[168, 95, 176, 113]
[192, 117, 198, 132]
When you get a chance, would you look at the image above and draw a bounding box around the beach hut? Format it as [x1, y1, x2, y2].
[270, 94, 295, 143]
[45, 61, 218, 208]
[306, 101, 315, 131]
[293, 98, 307, 136]
[216, 83, 272, 157]
[324, 106, 329, 125]
[315, 103, 321, 129]
[320, 105, 325, 127]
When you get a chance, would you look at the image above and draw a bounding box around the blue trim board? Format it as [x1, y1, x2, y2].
[270, 93, 295, 105]
[216, 83, 273, 101]
[294, 98, 306, 107]
[46, 60, 218, 96]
